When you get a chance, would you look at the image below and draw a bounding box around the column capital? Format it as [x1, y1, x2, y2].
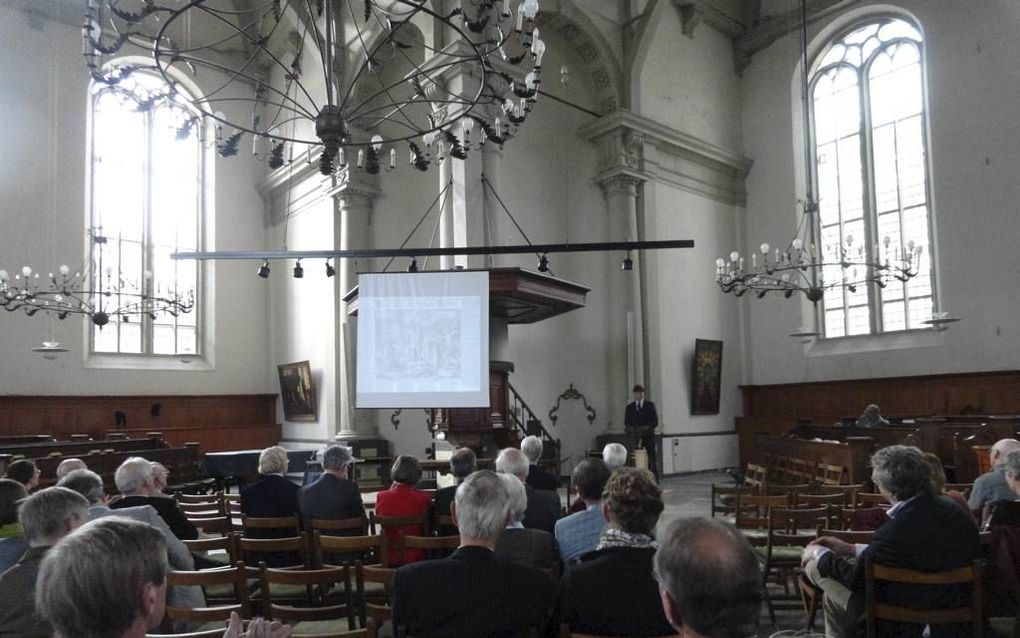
[326, 167, 381, 209]
[598, 173, 643, 198]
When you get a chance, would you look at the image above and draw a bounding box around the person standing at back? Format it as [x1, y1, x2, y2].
[624, 385, 658, 478]
[521, 436, 558, 491]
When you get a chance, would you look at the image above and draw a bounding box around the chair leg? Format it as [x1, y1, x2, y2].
[762, 570, 777, 626]
[799, 573, 820, 631]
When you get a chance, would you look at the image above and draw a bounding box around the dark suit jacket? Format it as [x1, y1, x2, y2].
[523, 485, 560, 534]
[624, 400, 658, 430]
[494, 527, 557, 569]
[817, 493, 981, 637]
[297, 473, 364, 530]
[111, 494, 198, 540]
[526, 464, 559, 491]
[241, 474, 301, 519]
[0, 546, 51, 637]
[432, 485, 458, 535]
[558, 546, 674, 637]
[392, 545, 553, 637]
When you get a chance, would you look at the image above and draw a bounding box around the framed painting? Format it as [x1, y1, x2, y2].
[691, 339, 723, 415]
[278, 360, 317, 421]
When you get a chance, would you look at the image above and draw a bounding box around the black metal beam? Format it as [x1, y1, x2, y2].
[172, 239, 694, 261]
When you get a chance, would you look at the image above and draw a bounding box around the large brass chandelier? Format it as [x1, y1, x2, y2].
[0, 230, 194, 327]
[83, 0, 546, 175]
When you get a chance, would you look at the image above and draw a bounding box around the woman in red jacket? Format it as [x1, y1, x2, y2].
[375, 455, 433, 565]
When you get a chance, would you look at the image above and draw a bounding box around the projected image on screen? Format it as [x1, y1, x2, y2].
[357, 272, 489, 408]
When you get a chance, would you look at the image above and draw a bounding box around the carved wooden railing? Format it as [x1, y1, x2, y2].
[507, 381, 561, 471]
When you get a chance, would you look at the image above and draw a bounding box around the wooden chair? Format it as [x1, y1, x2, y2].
[558, 624, 675, 638]
[758, 507, 829, 625]
[146, 630, 230, 638]
[358, 564, 396, 630]
[370, 513, 430, 566]
[235, 532, 311, 569]
[841, 506, 889, 532]
[816, 483, 863, 508]
[309, 516, 369, 536]
[814, 463, 847, 486]
[800, 528, 878, 629]
[188, 515, 233, 537]
[242, 515, 301, 534]
[855, 492, 890, 508]
[743, 463, 768, 490]
[259, 564, 354, 627]
[179, 500, 225, 518]
[401, 534, 459, 561]
[765, 483, 812, 503]
[864, 557, 983, 637]
[165, 563, 252, 624]
[183, 534, 239, 567]
[734, 493, 789, 546]
[312, 532, 386, 570]
[710, 484, 754, 518]
[435, 514, 457, 532]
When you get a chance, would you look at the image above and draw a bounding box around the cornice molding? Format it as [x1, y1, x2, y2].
[579, 109, 753, 206]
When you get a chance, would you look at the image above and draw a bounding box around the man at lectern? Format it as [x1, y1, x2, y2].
[624, 385, 659, 479]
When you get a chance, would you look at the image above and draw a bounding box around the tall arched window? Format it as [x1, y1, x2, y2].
[89, 73, 203, 355]
[811, 17, 935, 337]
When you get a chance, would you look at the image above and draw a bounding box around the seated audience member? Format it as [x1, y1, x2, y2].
[297, 445, 364, 531]
[603, 442, 629, 470]
[36, 517, 169, 638]
[0, 479, 29, 573]
[969, 438, 1020, 516]
[433, 448, 476, 534]
[567, 444, 627, 514]
[4, 460, 40, 492]
[803, 445, 981, 637]
[375, 455, 433, 565]
[241, 446, 301, 520]
[521, 435, 558, 491]
[0, 487, 89, 636]
[922, 452, 969, 512]
[392, 470, 554, 636]
[58, 469, 194, 571]
[54, 458, 87, 481]
[110, 457, 197, 540]
[555, 458, 611, 563]
[654, 517, 762, 638]
[150, 462, 171, 497]
[494, 473, 556, 569]
[558, 467, 674, 637]
[496, 447, 560, 533]
[855, 403, 890, 428]
[988, 449, 1020, 527]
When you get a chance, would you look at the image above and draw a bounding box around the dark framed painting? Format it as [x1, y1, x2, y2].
[691, 339, 723, 415]
[278, 361, 317, 421]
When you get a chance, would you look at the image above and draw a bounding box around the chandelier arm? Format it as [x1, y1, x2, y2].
[155, 3, 322, 115]
[352, 93, 480, 134]
[381, 178, 454, 273]
[298, 0, 334, 99]
[421, 184, 447, 271]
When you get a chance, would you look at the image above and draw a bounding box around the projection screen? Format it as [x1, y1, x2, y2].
[356, 271, 489, 408]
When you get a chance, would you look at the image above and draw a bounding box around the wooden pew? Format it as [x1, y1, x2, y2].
[32, 443, 207, 492]
[754, 434, 874, 484]
[0, 436, 167, 475]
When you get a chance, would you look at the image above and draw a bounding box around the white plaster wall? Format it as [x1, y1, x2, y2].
[636, 4, 744, 152]
[0, 8, 269, 396]
[267, 195, 338, 445]
[740, 0, 1020, 385]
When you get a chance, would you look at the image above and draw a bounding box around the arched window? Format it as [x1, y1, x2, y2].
[811, 17, 935, 337]
[89, 73, 203, 355]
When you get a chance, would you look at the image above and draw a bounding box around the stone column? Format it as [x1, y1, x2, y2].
[598, 173, 646, 431]
[329, 170, 380, 441]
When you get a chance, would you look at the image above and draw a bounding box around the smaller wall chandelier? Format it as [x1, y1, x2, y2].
[0, 230, 194, 327]
[83, 0, 546, 176]
[715, 199, 923, 303]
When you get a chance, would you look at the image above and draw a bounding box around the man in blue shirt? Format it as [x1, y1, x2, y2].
[555, 458, 612, 564]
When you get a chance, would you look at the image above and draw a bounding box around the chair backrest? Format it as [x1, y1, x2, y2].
[401, 534, 460, 551]
[864, 556, 982, 637]
[943, 483, 973, 498]
[183, 534, 239, 565]
[856, 492, 890, 508]
[841, 507, 889, 532]
[816, 528, 876, 545]
[734, 493, 789, 529]
[146, 630, 233, 638]
[767, 507, 829, 548]
[165, 563, 252, 622]
[370, 513, 430, 565]
[234, 532, 310, 568]
[815, 463, 847, 486]
[436, 514, 457, 530]
[242, 515, 301, 531]
[710, 484, 754, 518]
[310, 516, 368, 534]
[744, 463, 768, 488]
[558, 624, 675, 638]
[179, 500, 224, 517]
[816, 484, 863, 508]
[188, 515, 233, 536]
[797, 492, 846, 508]
[313, 531, 386, 568]
[764, 483, 812, 501]
[259, 564, 351, 623]
[178, 492, 224, 505]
